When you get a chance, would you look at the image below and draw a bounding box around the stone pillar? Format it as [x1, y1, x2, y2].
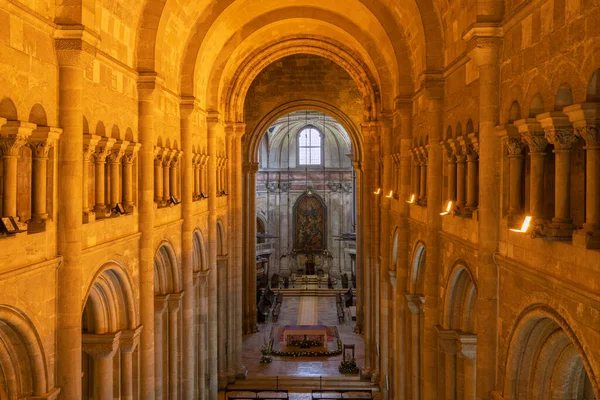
[29, 127, 61, 223]
[441, 142, 457, 201]
[82, 134, 100, 221]
[452, 141, 467, 208]
[55, 31, 93, 398]
[0, 122, 34, 217]
[82, 332, 121, 400]
[410, 150, 420, 197]
[154, 148, 164, 204]
[463, 26, 501, 400]
[437, 328, 457, 400]
[405, 294, 423, 400]
[168, 294, 182, 400]
[193, 154, 200, 198]
[120, 327, 142, 400]
[225, 134, 235, 382]
[123, 143, 141, 211]
[497, 125, 524, 219]
[244, 162, 259, 334]
[93, 137, 116, 216]
[457, 335, 477, 400]
[170, 151, 180, 201]
[207, 112, 220, 399]
[465, 135, 479, 211]
[194, 270, 209, 399]
[108, 140, 128, 208]
[538, 112, 578, 237]
[564, 103, 600, 248]
[180, 98, 197, 399]
[138, 74, 160, 399]
[162, 150, 173, 203]
[517, 119, 548, 221]
[418, 147, 428, 204]
[154, 295, 169, 400]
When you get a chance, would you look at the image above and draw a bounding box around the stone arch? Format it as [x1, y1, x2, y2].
[586, 68, 600, 103]
[502, 84, 524, 124]
[110, 125, 121, 140]
[154, 241, 181, 294]
[523, 76, 551, 117]
[502, 304, 599, 400]
[82, 262, 138, 333]
[82, 116, 90, 134]
[465, 119, 475, 135]
[456, 122, 463, 138]
[409, 241, 426, 294]
[0, 98, 18, 120]
[245, 100, 362, 165]
[256, 214, 267, 244]
[554, 84, 574, 111]
[528, 93, 546, 117]
[28, 104, 47, 126]
[192, 229, 207, 272]
[216, 220, 226, 256]
[94, 121, 106, 137]
[443, 263, 477, 332]
[0, 305, 51, 398]
[549, 62, 585, 105]
[508, 101, 522, 123]
[445, 126, 453, 140]
[125, 128, 134, 142]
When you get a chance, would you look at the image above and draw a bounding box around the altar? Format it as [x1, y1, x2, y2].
[283, 325, 328, 348]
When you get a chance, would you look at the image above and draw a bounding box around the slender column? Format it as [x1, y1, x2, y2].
[452, 141, 467, 208]
[93, 138, 116, 215]
[200, 156, 207, 195]
[120, 327, 142, 400]
[55, 36, 91, 398]
[464, 27, 501, 399]
[138, 75, 159, 399]
[517, 119, 548, 221]
[410, 150, 420, 197]
[170, 151, 180, 201]
[193, 155, 200, 198]
[437, 328, 457, 400]
[497, 125, 524, 217]
[405, 294, 423, 400]
[418, 147, 427, 203]
[123, 143, 141, 210]
[207, 112, 221, 399]
[82, 134, 100, 221]
[441, 142, 457, 201]
[162, 150, 173, 203]
[465, 135, 479, 210]
[457, 335, 477, 400]
[180, 99, 197, 399]
[154, 295, 169, 400]
[154, 148, 164, 204]
[195, 270, 209, 400]
[246, 162, 259, 334]
[565, 104, 600, 248]
[168, 294, 182, 400]
[29, 127, 61, 222]
[108, 140, 128, 208]
[82, 332, 121, 400]
[0, 122, 34, 217]
[225, 134, 234, 382]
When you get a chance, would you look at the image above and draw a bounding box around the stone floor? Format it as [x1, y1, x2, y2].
[242, 295, 365, 378]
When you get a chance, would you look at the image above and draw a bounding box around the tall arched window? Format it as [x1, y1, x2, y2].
[298, 126, 322, 165]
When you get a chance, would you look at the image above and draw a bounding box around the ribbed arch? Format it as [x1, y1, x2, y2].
[154, 242, 181, 294]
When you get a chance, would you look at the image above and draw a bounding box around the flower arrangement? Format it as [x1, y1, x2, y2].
[259, 341, 273, 364]
[338, 358, 359, 374]
[288, 339, 323, 348]
[270, 339, 343, 357]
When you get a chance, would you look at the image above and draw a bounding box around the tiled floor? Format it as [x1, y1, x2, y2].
[242, 296, 364, 378]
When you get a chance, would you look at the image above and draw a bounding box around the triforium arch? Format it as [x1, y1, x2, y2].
[154, 241, 182, 295]
[192, 229, 208, 272]
[0, 305, 53, 399]
[501, 304, 599, 400]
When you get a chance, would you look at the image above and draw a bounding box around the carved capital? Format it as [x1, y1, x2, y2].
[120, 326, 143, 354]
[154, 294, 169, 314]
[83, 134, 101, 161]
[457, 334, 477, 360]
[0, 121, 36, 156]
[29, 127, 62, 159]
[502, 137, 525, 156]
[463, 25, 503, 67]
[123, 142, 141, 164]
[168, 292, 183, 312]
[82, 332, 121, 360]
[94, 138, 116, 163]
[522, 134, 548, 153]
[405, 293, 424, 314]
[440, 141, 456, 163]
[107, 140, 130, 163]
[436, 326, 458, 355]
[170, 151, 182, 167]
[544, 128, 577, 149]
[161, 149, 174, 167]
[450, 140, 467, 162]
[575, 124, 600, 148]
[279, 182, 291, 192]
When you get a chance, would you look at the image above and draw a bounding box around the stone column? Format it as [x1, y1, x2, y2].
[170, 151, 181, 201]
[180, 99, 197, 399]
[405, 294, 423, 400]
[82, 134, 100, 222]
[162, 150, 173, 203]
[138, 74, 160, 399]
[207, 112, 221, 399]
[437, 328, 457, 400]
[244, 162, 259, 334]
[564, 103, 600, 248]
[193, 154, 200, 199]
[418, 147, 428, 204]
[168, 294, 182, 400]
[123, 143, 141, 211]
[497, 125, 524, 218]
[82, 332, 121, 400]
[516, 119, 548, 221]
[55, 32, 94, 398]
[456, 335, 477, 400]
[93, 137, 116, 216]
[410, 149, 420, 197]
[441, 141, 457, 201]
[194, 270, 209, 399]
[538, 112, 578, 237]
[463, 26, 502, 400]
[108, 140, 129, 208]
[0, 122, 34, 217]
[465, 135, 479, 211]
[452, 140, 467, 208]
[120, 327, 142, 400]
[154, 295, 169, 400]
[29, 127, 61, 223]
[154, 148, 164, 204]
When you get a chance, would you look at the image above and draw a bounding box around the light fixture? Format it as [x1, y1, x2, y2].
[406, 194, 416, 204]
[220, 190, 228, 196]
[200, 192, 208, 199]
[112, 203, 127, 215]
[374, 188, 381, 195]
[440, 201, 453, 216]
[386, 190, 394, 198]
[510, 215, 532, 233]
[167, 195, 181, 206]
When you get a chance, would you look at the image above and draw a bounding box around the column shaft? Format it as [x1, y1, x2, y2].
[155, 158, 164, 203]
[163, 159, 171, 202]
[585, 147, 600, 228]
[2, 156, 17, 217]
[508, 155, 523, 214]
[466, 156, 478, 207]
[456, 159, 466, 207]
[168, 303, 179, 400]
[155, 307, 165, 399]
[32, 155, 48, 219]
[94, 357, 114, 400]
[447, 161, 456, 201]
[553, 149, 571, 222]
[121, 351, 134, 400]
[110, 160, 120, 206]
[529, 152, 546, 219]
[123, 160, 134, 207]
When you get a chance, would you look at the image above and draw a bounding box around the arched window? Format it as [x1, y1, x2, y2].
[298, 126, 322, 165]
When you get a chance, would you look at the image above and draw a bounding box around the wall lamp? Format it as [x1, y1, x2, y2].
[167, 195, 181, 206]
[510, 216, 532, 233]
[199, 192, 209, 199]
[374, 188, 381, 195]
[440, 201, 454, 216]
[112, 203, 127, 216]
[385, 190, 394, 198]
[406, 194, 416, 204]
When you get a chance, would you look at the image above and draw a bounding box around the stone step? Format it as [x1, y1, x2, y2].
[227, 376, 380, 392]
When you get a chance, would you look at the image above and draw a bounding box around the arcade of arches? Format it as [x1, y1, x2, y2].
[0, 0, 599, 399]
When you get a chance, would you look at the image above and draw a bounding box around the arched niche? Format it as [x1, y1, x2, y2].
[154, 243, 181, 295]
[192, 230, 207, 272]
[586, 68, 600, 102]
[409, 242, 426, 295]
